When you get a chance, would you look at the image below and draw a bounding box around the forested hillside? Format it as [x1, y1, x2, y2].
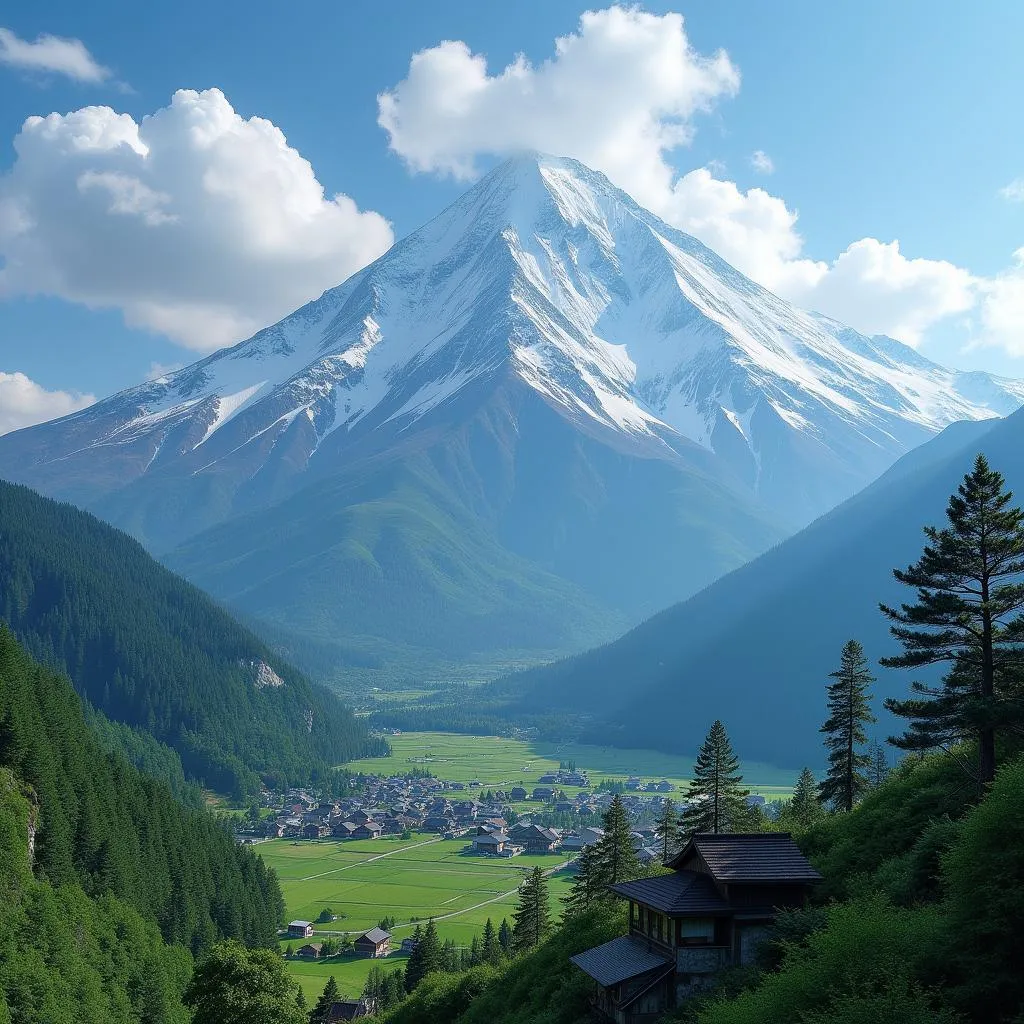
[0, 765, 192, 1023]
[0, 480, 386, 797]
[0, 626, 284, 953]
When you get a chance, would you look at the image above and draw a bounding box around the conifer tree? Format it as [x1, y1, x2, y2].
[481, 917, 500, 964]
[468, 934, 481, 967]
[564, 794, 641, 916]
[362, 965, 383, 1003]
[309, 975, 340, 1024]
[498, 918, 513, 952]
[654, 797, 681, 863]
[403, 924, 425, 993]
[379, 969, 404, 1012]
[679, 720, 749, 834]
[787, 768, 824, 829]
[562, 838, 603, 917]
[818, 640, 876, 811]
[869, 741, 890, 787]
[512, 867, 551, 952]
[594, 794, 640, 884]
[881, 455, 1024, 786]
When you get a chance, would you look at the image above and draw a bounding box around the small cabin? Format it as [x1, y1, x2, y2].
[354, 927, 392, 958]
[287, 920, 314, 938]
[571, 833, 821, 1022]
[297, 942, 324, 959]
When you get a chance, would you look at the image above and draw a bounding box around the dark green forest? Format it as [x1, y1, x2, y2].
[0, 480, 387, 797]
[0, 627, 284, 953]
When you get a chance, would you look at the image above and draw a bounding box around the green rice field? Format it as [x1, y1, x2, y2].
[345, 730, 796, 797]
[262, 834, 573, 1002]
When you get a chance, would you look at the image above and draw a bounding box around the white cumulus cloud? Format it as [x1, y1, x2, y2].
[0, 27, 110, 83]
[976, 249, 1024, 357]
[0, 88, 394, 352]
[378, 6, 740, 190]
[378, 6, 992, 349]
[750, 150, 774, 174]
[0, 371, 94, 435]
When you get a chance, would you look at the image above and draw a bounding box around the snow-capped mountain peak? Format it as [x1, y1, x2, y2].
[5, 152, 1024, 536]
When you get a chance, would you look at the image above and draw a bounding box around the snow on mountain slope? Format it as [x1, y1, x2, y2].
[2, 153, 1022, 542]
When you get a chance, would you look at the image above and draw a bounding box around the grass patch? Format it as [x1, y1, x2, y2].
[263, 834, 574, 998]
[345, 731, 795, 797]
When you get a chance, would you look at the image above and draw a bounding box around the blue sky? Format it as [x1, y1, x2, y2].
[2, 0, 1024, 429]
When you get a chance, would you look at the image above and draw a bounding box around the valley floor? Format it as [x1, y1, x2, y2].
[262, 835, 573, 1002]
[345, 730, 798, 797]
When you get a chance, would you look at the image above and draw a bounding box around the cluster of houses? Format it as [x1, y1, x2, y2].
[255, 777, 518, 841]
[245, 773, 711, 852]
[285, 920, 394, 960]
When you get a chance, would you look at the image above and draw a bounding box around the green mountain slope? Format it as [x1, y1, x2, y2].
[0, 480, 386, 796]
[166, 384, 783, 683]
[0, 625, 284, 953]
[496, 416, 1009, 768]
[0, 765, 192, 1024]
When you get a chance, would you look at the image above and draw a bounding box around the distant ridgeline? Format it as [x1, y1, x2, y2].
[0, 480, 387, 797]
[0, 626, 290, 1019]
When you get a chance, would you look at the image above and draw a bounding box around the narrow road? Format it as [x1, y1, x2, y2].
[299, 836, 443, 881]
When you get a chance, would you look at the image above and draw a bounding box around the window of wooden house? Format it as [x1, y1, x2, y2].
[678, 918, 715, 945]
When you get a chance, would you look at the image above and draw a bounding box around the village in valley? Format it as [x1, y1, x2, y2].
[231, 731, 788, 1016]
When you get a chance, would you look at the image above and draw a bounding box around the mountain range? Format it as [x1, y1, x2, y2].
[499, 411, 1018, 767]
[2, 154, 1023, 680]
[0, 479, 384, 796]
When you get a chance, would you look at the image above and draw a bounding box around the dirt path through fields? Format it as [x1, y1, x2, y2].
[300, 836, 443, 881]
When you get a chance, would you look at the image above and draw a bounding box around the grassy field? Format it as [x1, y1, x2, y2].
[262, 834, 573, 1001]
[346, 731, 796, 797]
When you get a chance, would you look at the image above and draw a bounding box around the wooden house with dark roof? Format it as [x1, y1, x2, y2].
[571, 833, 821, 1023]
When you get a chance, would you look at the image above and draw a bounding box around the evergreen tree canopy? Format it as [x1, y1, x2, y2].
[563, 795, 640, 917]
[593, 794, 640, 884]
[679, 720, 749, 834]
[786, 768, 825, 830]
[309, 976, 340, 1024]
[818, 639, 876, 811]
[0, 480, 386, 798]
[0, 766, 193, 1024]
[481, 918, 501, 964]
[512, 867, 551, 952]
[880, 454, 1024, 785]
[0, 627, 283, 953]
[654, 796, 681, 863]
[183, 941, 306, 1024]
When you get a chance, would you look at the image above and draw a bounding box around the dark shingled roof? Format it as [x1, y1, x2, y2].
[667, 833, 822, 882]
[357, 927, 391, 944]
[570, 935, 672, 987]
[610, 870, 730, 915]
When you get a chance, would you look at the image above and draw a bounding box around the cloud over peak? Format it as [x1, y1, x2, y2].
[379, 7, 739, 183]
[377, 4, 993, 351]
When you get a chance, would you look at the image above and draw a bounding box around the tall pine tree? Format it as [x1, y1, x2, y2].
[593, 794, 640, 885]
[679, 720, 749, 834]
[564, 795, 641, 916]
[818, 639, 876, 811]
[309, 976, 340, 1024]
[787, 768, 824, 829]
[654, 797, 681, 863]
[880, 454, 1024, 786]
[512, 867, 551, 952]
[481, 917, 501, 964]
